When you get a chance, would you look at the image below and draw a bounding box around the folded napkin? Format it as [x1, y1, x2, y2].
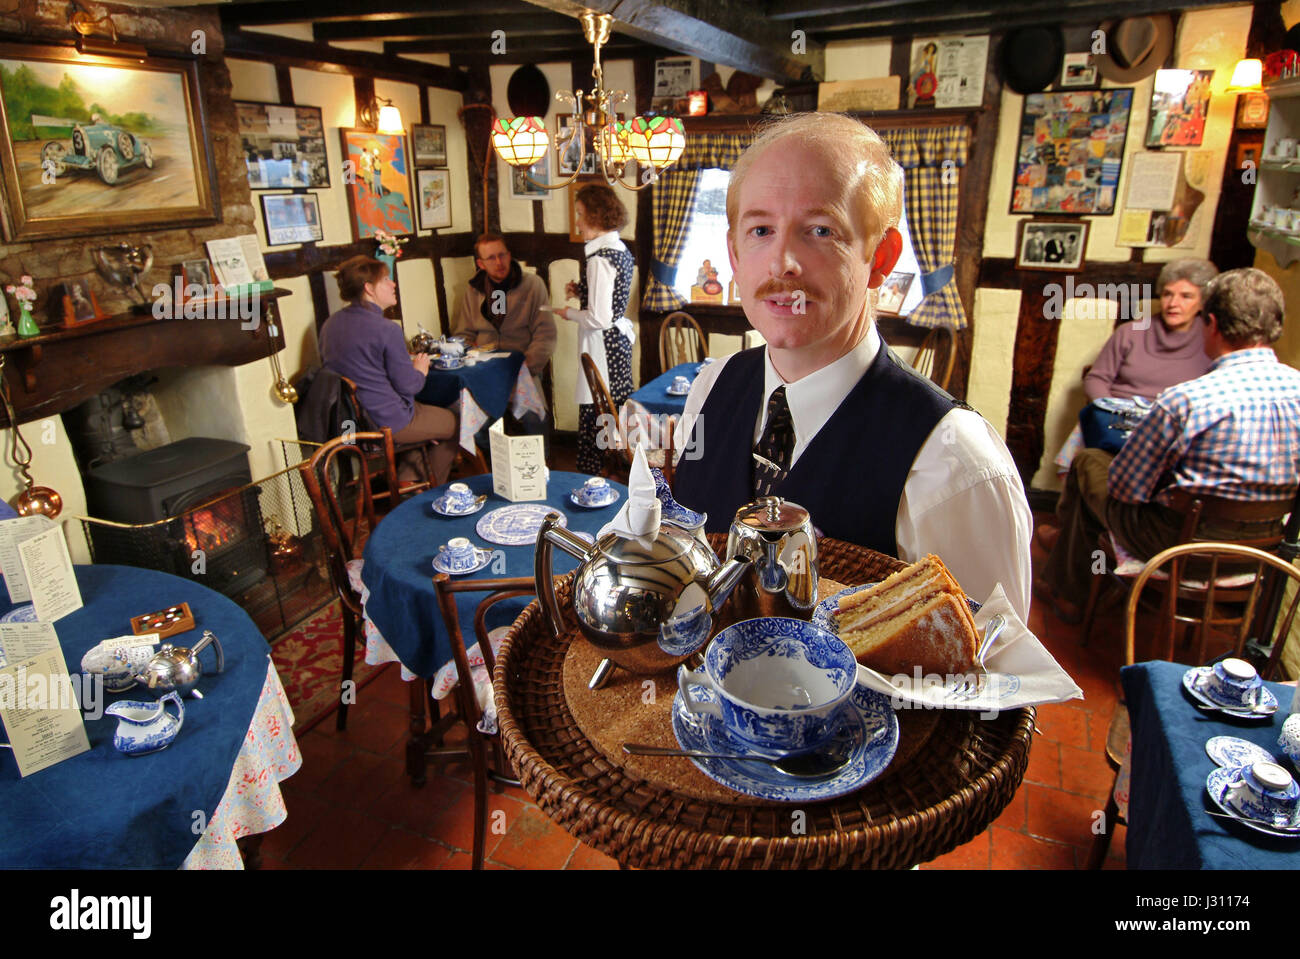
[598, 444, 661, 550]
[853, 583, 1083, 718]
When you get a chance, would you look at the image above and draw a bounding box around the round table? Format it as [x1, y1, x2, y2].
[359, 471, 629, 679]
[0, 565, 299, 869]
[495, 536, 1035, 869]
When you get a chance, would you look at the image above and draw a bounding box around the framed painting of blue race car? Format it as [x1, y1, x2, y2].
[0, 43, 219, 240]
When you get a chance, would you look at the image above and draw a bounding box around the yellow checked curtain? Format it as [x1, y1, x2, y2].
[642, 131, 753, 312]
[880, 125, 969, 330]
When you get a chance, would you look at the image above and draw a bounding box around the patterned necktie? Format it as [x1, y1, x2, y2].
[752, 386, 795, 496]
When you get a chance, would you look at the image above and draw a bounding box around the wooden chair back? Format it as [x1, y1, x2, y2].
[581, 351, 633, 476]
[339, 375, 441, 494]
[659, 311, 707, 370]
[910, 325, 956, 392]
[298, 429, 400, 614]
[432, 573, 536, 869]
[1125, 542, 1300, 678]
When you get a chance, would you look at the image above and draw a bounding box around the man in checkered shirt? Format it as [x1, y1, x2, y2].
[1038, 268, 1300, 622]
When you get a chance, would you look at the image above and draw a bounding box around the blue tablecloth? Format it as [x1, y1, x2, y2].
[360, 471, 627, 678]
[628, 362, 700, 415]
[1123, 660, 1300, 869]
[416, 351, 525, 421]
[0, 565, 270, 869]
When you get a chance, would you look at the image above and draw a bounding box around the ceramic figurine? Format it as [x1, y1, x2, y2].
[105, 691, 185, 756]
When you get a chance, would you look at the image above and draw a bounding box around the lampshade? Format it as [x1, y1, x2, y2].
[492, 116, 549, 167]
[600, 121, 631, 164]
[625, 116, 685, 169]
[376, 104, 405, 135]
[1227, 58, 1263, 93]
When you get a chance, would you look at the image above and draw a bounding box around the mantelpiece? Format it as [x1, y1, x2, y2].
[0, 288, 292, 426]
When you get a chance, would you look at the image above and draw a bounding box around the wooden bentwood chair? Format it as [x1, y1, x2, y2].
[580, 352, 675, 486]
[428, 574, 536, 870]
[1086, 542, 1300, 869]
[658, 310, 707, 370]
[297, 429, 404, 731]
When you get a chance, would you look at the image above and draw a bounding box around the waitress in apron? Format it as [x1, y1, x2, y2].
[560, 182, 635, 475]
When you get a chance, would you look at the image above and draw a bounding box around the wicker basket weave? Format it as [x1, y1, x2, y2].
[494, 536, 1035, 869]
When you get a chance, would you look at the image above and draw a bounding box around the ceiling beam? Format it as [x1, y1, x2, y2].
[517, 0, 821, 82]
[313, 13, 577, 42]
[765, 0, 937, 20]
[809, 0, 1214, 38]
[391, 37, 654, 56]
[219, 0, 532, 26]
[223, 27, 469, 90]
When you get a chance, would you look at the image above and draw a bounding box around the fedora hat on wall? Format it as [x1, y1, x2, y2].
[1001, 25, 1065, 95]
[1095, 14, 1175, 84]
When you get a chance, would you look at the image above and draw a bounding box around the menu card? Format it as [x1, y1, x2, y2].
[0, 622, 90, 777]
[489, 418, 546, 502]
[17, 525, 83, 623]
[0, 515, 54, 603]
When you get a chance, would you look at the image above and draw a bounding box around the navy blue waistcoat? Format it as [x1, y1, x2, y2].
[673, 345, 964, 556]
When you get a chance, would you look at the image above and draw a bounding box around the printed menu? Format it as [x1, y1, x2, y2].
[0, 622, 90, 777]
[0, 514, 54, 603]
[17, 525, 83, 623]
[489, 418, 546, 501]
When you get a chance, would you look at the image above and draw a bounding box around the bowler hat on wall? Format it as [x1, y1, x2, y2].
[507, 64, 550, 117]
[1095, 14, 1174, 84]
[1001, 26, 1065, 95]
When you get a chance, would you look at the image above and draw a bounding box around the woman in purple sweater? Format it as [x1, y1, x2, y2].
[1083, 258, 1218, 402]
[318, 255, 458, 484]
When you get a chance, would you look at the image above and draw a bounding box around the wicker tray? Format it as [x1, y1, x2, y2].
[494, 536, 1035, 869]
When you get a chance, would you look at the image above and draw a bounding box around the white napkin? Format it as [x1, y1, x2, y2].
[598, 444, 660, 550]
[853, 583, 1084, 718]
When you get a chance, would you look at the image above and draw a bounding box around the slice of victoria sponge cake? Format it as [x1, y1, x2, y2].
[834, 554, 978, 675]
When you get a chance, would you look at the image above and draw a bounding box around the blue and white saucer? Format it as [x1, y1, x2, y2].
[432, 496, 485, 517]
[435, 357, 464, 370]
[665, 384, 691, 396]
[1182, 666, 1278, 718]
[813, 584, 982, 636]
[0, 603, 37, 624]
[1206, 766, 1300, 838]
[569, 488, 620, 509]
[433, 545, 493, 576]
[475, 504, 567, 546]
[1206, 736, 1276, 770]
[671, 682, 899, 802]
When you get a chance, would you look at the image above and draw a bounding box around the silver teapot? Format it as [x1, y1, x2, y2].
[135, 630, 224, 697]
[535, 514, 750, 686]
[726, 497, 819, 621]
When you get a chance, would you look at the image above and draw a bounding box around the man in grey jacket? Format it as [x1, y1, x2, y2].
[454, 233, 557, 378]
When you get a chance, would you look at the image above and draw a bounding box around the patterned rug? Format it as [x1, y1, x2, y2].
[271, 601, 391, 733]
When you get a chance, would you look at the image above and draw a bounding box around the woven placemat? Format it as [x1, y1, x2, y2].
[560, 576, 943, 803]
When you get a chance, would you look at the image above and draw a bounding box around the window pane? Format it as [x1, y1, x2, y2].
[673, 168, 733, 304]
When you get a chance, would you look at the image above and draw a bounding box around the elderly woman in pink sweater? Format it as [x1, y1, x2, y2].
[1054, 258, 1217, 471]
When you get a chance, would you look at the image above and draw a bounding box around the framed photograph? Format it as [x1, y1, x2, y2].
[0, 43, 219, 241]
[1011, 88, 1132, 216]
[509, 149, 550, 200]
[410, 123, 447, 167]
[1236, 91, 1270, 130]
[415, 168, 451, 230]
[1058, 53, 1098, 89]
[235, 101, 329, 189]
[339, 128, 415, 240]
[181, 257, 213, 300]
[260, 193, 323, 245]
[1146, 69, 1214, 148]
[47, 275, 104, 327]
[1015, 220, 1089, 271]
[1235, 139, 1263, 171]
[653, 57, 698, 99]
[876, 271, 916, 315]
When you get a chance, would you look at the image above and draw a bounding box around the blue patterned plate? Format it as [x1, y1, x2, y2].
[0, 603, 37, 624]
[813, 583, 982, 636]
[1206, 736, 1275, 770]
[1206, 766, 1300, 838]
[671, 682, 899, 802]
[1182, 666, 1278, 718]
[475, 504, 567, 547]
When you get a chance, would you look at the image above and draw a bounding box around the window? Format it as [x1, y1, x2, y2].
[671, 168, 925, 317]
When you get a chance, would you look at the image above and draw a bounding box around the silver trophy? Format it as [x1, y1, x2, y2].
[92, 243, 154, 302]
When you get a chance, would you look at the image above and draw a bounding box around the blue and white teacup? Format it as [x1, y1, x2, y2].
[671, 375, 691, 392]
[438, 537, 480, 573]
[1225, 761, 1300, 822]
[435, 355, 463, 370]
[1204, 657, 1262, 706]
[1279, 715, 1300, 768]
[677, 618, 856, 754]
[442, 482, 475, 510]
[576, 476, 613, 505]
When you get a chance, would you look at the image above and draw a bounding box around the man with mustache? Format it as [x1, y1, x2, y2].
[673, 113, 1032, 618]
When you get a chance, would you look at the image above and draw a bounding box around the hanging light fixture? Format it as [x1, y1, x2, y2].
[490, 11, 685, 192]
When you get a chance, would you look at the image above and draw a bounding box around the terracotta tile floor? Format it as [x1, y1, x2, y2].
[260, 509, 1132, 871]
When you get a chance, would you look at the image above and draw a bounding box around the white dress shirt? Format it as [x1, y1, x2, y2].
[675, 325, 1033, 620]
[568, 231, 635, 405]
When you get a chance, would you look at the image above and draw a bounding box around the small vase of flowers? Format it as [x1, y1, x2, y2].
[5, 276, 38, 337]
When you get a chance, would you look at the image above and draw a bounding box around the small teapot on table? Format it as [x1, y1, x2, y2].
[135, 630, 224, 697]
